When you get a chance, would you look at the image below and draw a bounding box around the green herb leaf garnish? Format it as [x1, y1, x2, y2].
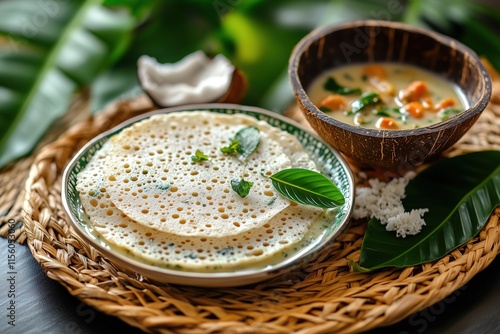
[438, 108, 461, 120]
[191, 149, 209, 162]
[234, 126, 260, 157]
[350, 92, 383, 114]
[231, 178, 254, 198]
[221, 126, 260, 158]
[373, 109, 391, 117]
[157, 183, 171, 191]
[270, 168, 345, 208]
[220, 139, 240, 155]
[375, 106, 403, 116]
[323, 77, 362, 95]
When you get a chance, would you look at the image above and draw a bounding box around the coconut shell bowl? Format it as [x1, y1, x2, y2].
[289, 20, 492, 172]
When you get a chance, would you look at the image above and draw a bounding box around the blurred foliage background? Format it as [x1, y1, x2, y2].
[0, 0, 499, 167]
[97, 0, 500, 111]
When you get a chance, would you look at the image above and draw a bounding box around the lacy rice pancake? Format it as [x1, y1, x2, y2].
[76, 111, 325, 269]
[103, 112, 295, 237]
[77, 145, 320, 268]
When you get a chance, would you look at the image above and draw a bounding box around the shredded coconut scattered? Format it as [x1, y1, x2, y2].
[353, 172, 428, 238]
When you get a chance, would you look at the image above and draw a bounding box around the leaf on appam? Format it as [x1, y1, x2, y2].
[231, 178, 254, 198]
[191, 149, 209, 162]
[221, 126, 260, 158]
[270, 168, 345, 208]
[235, 126, 260, 157]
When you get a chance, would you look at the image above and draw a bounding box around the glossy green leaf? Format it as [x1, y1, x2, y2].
[220, 126, 260, 158]
[355, 151, 500, 272]
[235, 126, 260, 158]
[270, 168, 345, 208]
[231, 178, 254, 198]
[323, 77, 362, 95]
[0, 0, 134, 168]
[349, 92, 382, 114]
[438, 108, 461, 121]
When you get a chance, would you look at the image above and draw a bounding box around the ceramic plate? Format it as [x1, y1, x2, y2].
[61, 104, 354, 287]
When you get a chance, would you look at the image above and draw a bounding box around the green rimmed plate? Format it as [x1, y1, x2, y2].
[61, 104, 354, 287]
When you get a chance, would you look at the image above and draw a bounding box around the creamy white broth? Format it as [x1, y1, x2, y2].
[307, 63, 468, 130]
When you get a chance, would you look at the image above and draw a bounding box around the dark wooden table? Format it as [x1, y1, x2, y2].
[1, 237, 499, 334]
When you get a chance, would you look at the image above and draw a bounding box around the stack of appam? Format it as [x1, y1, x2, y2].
[76, 111, 324, 270]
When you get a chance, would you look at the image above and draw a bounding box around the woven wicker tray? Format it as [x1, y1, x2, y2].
[20, 84, 500, 333]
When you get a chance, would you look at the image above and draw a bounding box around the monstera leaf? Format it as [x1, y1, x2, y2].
[0, 0, 134, 168]
[354, 151, 500, 272]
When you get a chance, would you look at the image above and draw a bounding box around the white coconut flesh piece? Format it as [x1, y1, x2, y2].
[137, 51, 235, 106]
[76, 131, 323, 269]
[103, 112, 299, 237]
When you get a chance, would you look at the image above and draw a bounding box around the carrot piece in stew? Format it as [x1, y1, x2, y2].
[434, 98, 455, 111]
[400, 81, 428, 103]
[404, 102, 425, 119]
[318, 94, 346, 111]
[363, 65, 387, 79]
[376, 117, 399, 129]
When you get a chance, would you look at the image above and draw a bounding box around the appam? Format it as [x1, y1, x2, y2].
[103, 112, 296, 237]
[76, 139, 322, 269]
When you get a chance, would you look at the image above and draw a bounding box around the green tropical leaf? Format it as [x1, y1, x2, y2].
[458, 18, 500, 72]
[217, 10, 308, 106]
[355, 151, 500, 272]
[270, 168, 345, 208]
[0, 0, 134, 168]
